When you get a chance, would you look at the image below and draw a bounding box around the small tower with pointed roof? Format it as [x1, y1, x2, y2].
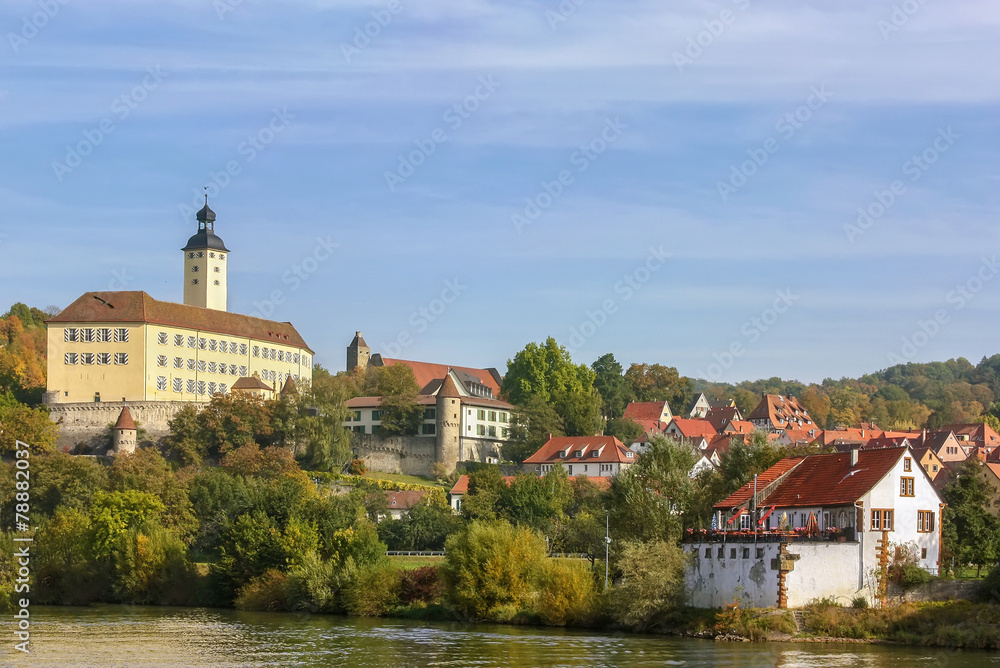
[182, 195, 230, 311]
[435, 370, 463, 474]
[113, 405, 137, 454]
[347, 331, 370, 374]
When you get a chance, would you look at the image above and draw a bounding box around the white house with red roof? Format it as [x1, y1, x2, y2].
[522, 435, 637, 479]
[684, 445, 944, 609]
[665, 417, 719, 441]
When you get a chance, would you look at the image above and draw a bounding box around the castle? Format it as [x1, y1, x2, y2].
[44, 200, 313, 451]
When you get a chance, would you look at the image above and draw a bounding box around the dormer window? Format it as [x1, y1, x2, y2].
[559, 450, 567, 458]
[592, 451, 600, 458]
[626, 451, 634, 458]
[574, 450, 583, 458]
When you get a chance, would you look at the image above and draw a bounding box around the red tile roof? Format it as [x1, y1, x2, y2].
[623, 401, 670, 422]
[232, 376, 275, 391]
[523, 435, 634, 465]
[113, 406, 136, 430]
[706, 407, 740, 432]
[385, 490, 429, 510]
[748, 394, 814, 429]
[48, 291, 312, 351]
[715, 447, 910, 511]
[941, 423, 1000, 446]
[375, 357, 501, 396]
[668, 418, 719, 439]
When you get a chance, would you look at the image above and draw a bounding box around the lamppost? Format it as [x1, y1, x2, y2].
[605, 514, 611, 591]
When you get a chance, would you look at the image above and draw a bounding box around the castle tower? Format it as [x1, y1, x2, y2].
[113, 405, 137, 454]
[182, 196, 230, 311]
[347, 331, 370, 374]
[436, 371, 462, 475]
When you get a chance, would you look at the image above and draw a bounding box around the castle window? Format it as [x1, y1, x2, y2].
[208, 339, 217, 352]
[213, 266, 220, 273]
[199, 338, 207, 350]
[174, 357, 183, 369]
[81, 328, 95, 342]
[188, 336, 196, 348]
[230, 365, 238, 376]
[113, 328, 128, 343]
[64, 328, 78, 342]
[197, 381, 206, 395]
[488, 426, 496, 437]
[187, 359, 195, 370]
[157, 332, 168, 345]
[239, 365, 248, 376]
[191, 279, 199, 285]
[252, 346, 260, 358]
[269, 348, 277, 360]
[240, 344, 248, 356]
[213, 280, 220, 286]
[187, 252, 195, 259]
[191, 265, 200, 272]
[218, 383, 228, 394]
[172, 378, 183, 393]
[196, 252, 204, 258]
[186, 379, 196, 393]
[293, 353, 300, 364]
[96, 353, 111, 365]
[156, 376, 168, 391]
[156, 355, 167, 367]
[477, 425, 486, 436]
[208, 382, 217, 395]
[97, 328, 112, 342]
[208, 362, 217, 373]
[174, 334, 184, 346]
[422, 423, 436, 435]
[219, 254, 225, 260]
[277, 350, 285, 362]
[424, 408, 436, 420]
[198, 360, 206, 372]
[114, 353, 128, 365]
[64, 353, 78, 365]
[209, 252, 215, 258]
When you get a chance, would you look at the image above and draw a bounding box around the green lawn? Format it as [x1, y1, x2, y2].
[389, 555, 446, 570]
[361, 471, 448, 490]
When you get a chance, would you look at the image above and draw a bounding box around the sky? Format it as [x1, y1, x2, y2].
[1, 0, 998, 384]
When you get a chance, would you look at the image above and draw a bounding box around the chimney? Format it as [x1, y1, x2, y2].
[850, 448, 859, 466]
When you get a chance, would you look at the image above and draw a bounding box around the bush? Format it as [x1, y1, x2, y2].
[235, 569, 291, 611]
[341, 560, 400, 617]
[399, 566, 444, 605]
[851, 595, 869, 609]
[888, 542, 932, 590]
[609, 540, 689, 632]
[974, 563, 1000, 604]
[444, 521, 547, 621]
[533, 559, 598, 626]
[286, 552, 338, 612]
[112, 524, 194, 605]
[348, 459, 367, 476]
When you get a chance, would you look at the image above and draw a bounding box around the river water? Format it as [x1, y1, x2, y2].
[3, 606, 995, 668]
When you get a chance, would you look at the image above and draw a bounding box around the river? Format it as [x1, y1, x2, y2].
[3, 606, 994, 667]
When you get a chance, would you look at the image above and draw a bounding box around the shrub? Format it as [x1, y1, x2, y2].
[444, 520, 547, 621]
[235, 569, 291, 611]
[533, 559, 598, 626]
[609, 539, 689, 632]
[112, 524, 194, 605]
[888, 541, 932, 590]
[851, 595, 869, 609]
[286, 552, 338, 612]
[348, 459, 367, 476]
[399, 566, 444, 605]
[341, 560, 400, 617]
[974, 563, 1000, 604]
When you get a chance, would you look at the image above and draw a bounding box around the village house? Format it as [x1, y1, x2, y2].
[522, 435, 637, 479]
[683, 445, 944, 609]
[748, 393, 815, 433]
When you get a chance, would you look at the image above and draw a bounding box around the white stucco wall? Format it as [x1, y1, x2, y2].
[684, 543, 781, 608]
[784, 542, 864, 607]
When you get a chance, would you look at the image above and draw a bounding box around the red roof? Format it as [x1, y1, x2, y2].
[941, 423, 1000, 446]
[623, 401, 670, 422]
[706, 407, 740, 431]
[47, 291, 312, 351]
[523, 435, 634, 465]
[385, 490, 429, 510]
[715, 447, 911, 510]
[376, 357, 501, 396]
[113, 406, 136, 430]
[668, 418, 719, 439]
[748, 394, 814, 429]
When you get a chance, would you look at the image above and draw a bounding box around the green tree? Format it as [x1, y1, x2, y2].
[610, 539, 689, 631]
[299, 371, 354, 471]
[108, 448, 197, 542]
[89, 490, 166, 562]
[378, 496, 461, 551]
[0, 393, 57, 453]
[605, 417, 644, 445]
[444, 520, 547, 621]
[623, 363, 692, 412]
[942, 461, 1000, 576]
[500, 468, 572, 532]
[367, 365, 423, 436]
[592, 353, 630, 419]
[505, 395, 565, 464]
[710, 430, 786, 502]
[460, 466, 506, 522]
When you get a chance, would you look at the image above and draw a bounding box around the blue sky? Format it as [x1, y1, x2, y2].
[1, 0, 998, 383]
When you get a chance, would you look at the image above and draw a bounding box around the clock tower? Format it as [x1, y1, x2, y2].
[182, 197, 230, 311]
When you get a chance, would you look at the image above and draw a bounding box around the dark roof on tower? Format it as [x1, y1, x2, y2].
[349, 331, 369, 349]
[114, 406, 136, 431]
[183, 202, 229, 252]
[438, 372, 462, 398]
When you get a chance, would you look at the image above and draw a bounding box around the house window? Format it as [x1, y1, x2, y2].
[208, 361, 217, 373]
[157, 332, 168, 345]
[568, 465, 573, 475]
[372, 410, 384, 421]
[96, 328, 112, 342]
[64, 328, 78, 342]
[156, 376, 168, 391]
[198, 360, 207, 372]
[870, 509, 894, 531]
[199, 338, 207, 350]
[739, 514, 751, 530]
[186, 379, 196, 393]
[477, 409, 486, 420]
[188, 336, 197, 348]
[742, 548, 750, 559]
[489, 411, 496, 422]
[174, 357, 183, 369]
[717, 547, 724, 559]
[240, 344, 248, 355]
[903, 457, 911, 472]
[252, 345, 260, 357]
[173, 378, 183, 393]
[157, 355, 168, 367]
[96, 353, 111, 365]
[917, 510, 935, 533]
[208, 339, 218, 352]
[499, 412, 508, 423]
[921, 548, 927, 559]
[705, 548, 711, 558]
[239, 365, 248, 376]
[64, 353, 78, 365]
[293, 353, 300, 363]
[174, 334, 185, 346]
[371, 425, 380, 435]
[80, 352, 94, 365]
[756, 548, 764, 559]
[187, 359, 196, 370]
[932, 464, 938, 472]
[277, 350, 285, 362]
[81, 328, 95, 342]
[421, 423, 437, 435]
[488, 426, 496, 437]
[477, 425, 486, 436]
[900, 477, 914, 497]
[197, 381, 206, 395]
[424, 408, 436, 420]
[730, 548, 737, 559]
